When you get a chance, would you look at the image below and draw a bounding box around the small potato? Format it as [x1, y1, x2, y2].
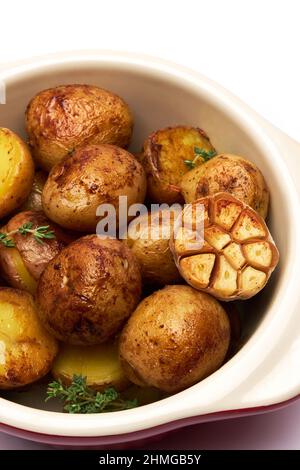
[52, 341, 129, 391]
[20, 170, 47, 212]
[181, 154, 269, 218]
[119, 285, 230, 393]
[0, 211, 71, 294]
[0, 288, 58, 389]
[140, 126, 215, 204]
[25, 84, 133, 170]
[125, 207, 182, 285]
[37, 236, 142, 345]
[0, 128, 34, 219]
[42, 144, 146, 232]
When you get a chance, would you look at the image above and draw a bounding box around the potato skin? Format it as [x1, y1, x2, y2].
[25, 84, 133, 171]
[42, 144, 146, 232]
[119, 285, 230, 393]
[0, 288, 58, 389]
[36, 236, 142, 345]
[0, 211, 70, 293]
[51, 341, 130, 392]
[0, 128, 34, 218]
[140, 126, 215, 204]
[20, 170, 47, 212]
[181, 154, 269, 218]
[125, 207, 182, 285]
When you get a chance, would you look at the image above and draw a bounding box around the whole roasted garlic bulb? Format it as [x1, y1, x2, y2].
[170, 193, 279, 301]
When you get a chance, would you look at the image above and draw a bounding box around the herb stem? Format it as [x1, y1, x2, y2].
[184, 146, 217, 170]
[0, 222, 56, 248]
[46, 375, 138, 414]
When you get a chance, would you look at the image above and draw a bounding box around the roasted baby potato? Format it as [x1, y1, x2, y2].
[0, 288, 58, 389]
[170, 193, 279, 301]
[37, 236, 142, 345]
[125, 207, 182, 285]
[25, 84, 133, 171]
[20, 170, 47, 212]
[119, 285, 230, 393]
[0, 211, 70, 294]
[52, 341, 129, 391]
[42, 144, 146, 232]
[139, 126, 216, 204]
[0, 128, 34, 219]
[181, 154, 269, 218]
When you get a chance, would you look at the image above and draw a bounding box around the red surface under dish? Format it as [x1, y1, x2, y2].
[0, 395, 299, 449]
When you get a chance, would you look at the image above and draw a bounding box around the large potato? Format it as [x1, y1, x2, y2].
[0, 288, 58, 389]
[20, 170, 47, 212]
[42, 144, 146, 232]
[139, 126, 216, 204]
[181, 154, 269, 218]
[0, 128, 34, 219]
[119, 285, 230, 393]
[125, 207, 182, 285]
[37, 236, 142, 345]
[25, 84, 133, 171]
[0, 211, 70, 294]
[52, 340, 129, 391]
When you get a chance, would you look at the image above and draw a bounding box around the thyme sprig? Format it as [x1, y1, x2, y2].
[46, 375, 138, 414]
[0, 222, 56, 248]
[184, 146, 217, 170]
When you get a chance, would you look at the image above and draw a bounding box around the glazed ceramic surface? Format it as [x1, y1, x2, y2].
[0, 51, 300, 445]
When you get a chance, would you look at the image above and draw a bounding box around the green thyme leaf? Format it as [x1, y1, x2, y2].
[46, 375, 139, 414]
[0, 222, 56, 248]
[184, 147, 217, 171]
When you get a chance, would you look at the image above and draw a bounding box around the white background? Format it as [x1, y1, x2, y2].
[1, 0, 300, 450]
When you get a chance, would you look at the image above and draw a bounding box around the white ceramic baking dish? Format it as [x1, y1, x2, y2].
[0, 51, 300, 448]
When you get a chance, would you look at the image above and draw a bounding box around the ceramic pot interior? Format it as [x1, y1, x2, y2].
[0, 62, 287, 410]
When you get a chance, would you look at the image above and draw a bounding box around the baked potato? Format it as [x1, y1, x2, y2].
[125, 207, 182, 285]
[20, 170, 47, 212]
[170, 193, 279, 301]
[51, 340, 129, 391]
[0, 288, 58, 389]
[0, 127, 34, 219]
[36, 236, 142, 345]
[0, 211, 71, 294]
[25, 84, 133, 171]
[42, 144, 146, 232]
[119, 285, 230, 393]
[139, 126, 216, 204]
[181, 154, 269, 218]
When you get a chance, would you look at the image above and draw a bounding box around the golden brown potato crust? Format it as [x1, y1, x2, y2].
[37, 236, 142, 345]
[119, 285, 230, 393]
[25, 84, 133, 170]
[0, 211, 70, 292]
[0, 128, 34, 218]
[0, 288, 58, 389]
[140, 126, 215, 204]
[42, 144, 146, 232]
[125, 207, 182, 285]
[181, 154, 269, 218]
